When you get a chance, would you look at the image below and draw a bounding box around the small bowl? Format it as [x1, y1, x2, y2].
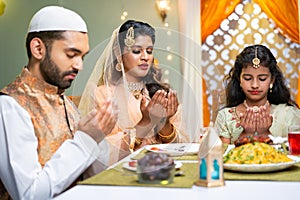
[137, 164, 175, 184]
[137, 152, 175, 184]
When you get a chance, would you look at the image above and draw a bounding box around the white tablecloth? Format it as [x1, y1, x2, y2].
[54, 181, 300, 200]
[54, 145, 300, 200]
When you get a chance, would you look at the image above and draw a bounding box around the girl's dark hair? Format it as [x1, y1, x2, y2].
[224, 44, 298, 107]
[108, 20, 169, 95]
[26, 31, 66, 58]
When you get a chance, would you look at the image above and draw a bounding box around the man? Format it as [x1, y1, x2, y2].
[0, 6, 117, 199]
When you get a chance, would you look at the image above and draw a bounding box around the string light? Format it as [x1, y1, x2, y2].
[121, 11, 128, 21]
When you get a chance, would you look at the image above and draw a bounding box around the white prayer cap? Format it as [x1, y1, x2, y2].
[28, 6, 87, 33]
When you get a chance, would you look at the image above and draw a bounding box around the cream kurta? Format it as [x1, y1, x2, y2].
[215, 104, 300, 144]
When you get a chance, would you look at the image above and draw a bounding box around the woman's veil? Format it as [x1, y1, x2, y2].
[72, 26, 204, 142]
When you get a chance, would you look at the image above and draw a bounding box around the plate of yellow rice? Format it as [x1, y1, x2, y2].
[223, 142, 300, 172]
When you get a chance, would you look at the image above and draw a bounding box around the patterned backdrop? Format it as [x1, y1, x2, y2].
[201, 0, 300, 120]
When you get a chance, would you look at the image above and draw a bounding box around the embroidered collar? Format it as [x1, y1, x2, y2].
[21, 67, 64, 95]
[127, 81, 144, 99]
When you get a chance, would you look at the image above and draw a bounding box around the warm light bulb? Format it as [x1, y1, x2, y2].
[156, 0, 171, 23]
[157, 0, 170, 11]
[159, 1, 167, 9]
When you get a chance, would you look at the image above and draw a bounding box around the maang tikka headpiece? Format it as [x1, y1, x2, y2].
[124, 26, 135, 49]
[252, 47, 260, 69]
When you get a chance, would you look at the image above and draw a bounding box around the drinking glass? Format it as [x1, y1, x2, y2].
[288, 125, 300, 155]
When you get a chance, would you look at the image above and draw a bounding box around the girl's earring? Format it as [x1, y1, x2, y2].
[269, 83, 273, 93]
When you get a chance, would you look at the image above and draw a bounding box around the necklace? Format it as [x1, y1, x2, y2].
[243, 100, 269, 113]
[127, 81, 144, 99]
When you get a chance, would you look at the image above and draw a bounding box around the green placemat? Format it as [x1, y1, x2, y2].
[79, 162, 198, 188]
[224, 163, 300, 181]
[81, 162, 300, 187]
[132, 149, 198, 161]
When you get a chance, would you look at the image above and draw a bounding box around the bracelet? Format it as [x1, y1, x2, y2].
[157, 124, 177, 141]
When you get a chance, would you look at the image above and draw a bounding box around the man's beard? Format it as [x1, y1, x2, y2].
[40, 52, 78, 90]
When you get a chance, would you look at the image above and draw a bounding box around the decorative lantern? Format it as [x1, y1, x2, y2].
[195, 126, 225, 187]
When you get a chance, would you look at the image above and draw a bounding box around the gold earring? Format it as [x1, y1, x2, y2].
[269, 83, 273, 93]
[116, 62, 122, 71]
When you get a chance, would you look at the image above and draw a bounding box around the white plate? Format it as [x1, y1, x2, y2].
[122, 161, 138, 171]
[144, 143, 199, 157]
[223, 145, 235, 156]
[223, 155, 300, 173]
[122, 160, 183, 172]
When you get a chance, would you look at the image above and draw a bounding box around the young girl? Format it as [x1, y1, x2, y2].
[215, 44, 300, 146]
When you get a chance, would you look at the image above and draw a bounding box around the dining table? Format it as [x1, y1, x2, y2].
[54, 143, 300, 200]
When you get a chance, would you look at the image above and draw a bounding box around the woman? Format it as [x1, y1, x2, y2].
[79, 20, 189, 175]
[215, 44, 300, 146]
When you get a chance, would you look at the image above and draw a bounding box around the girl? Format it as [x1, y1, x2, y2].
[215, 45, 300, 146]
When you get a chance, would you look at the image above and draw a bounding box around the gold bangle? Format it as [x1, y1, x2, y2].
[158, 124, 176, 141]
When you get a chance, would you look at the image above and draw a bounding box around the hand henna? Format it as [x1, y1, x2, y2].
[253, 133, 272, 144]
[234, 133, 254, 146]
[234, 132, 272, 147]
[145, 83, 169, 98]
[236, 104, 273, 146]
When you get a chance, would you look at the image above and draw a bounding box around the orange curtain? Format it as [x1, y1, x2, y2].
[201, 0, 240, 42]
[297, 76, 300, 106]
[201, 0, 239, 125]
[255, 0, 300, 106]
[202, 78, 210, 126]
[253, 0, 299, 44]
[298, 0, 300, 107]
[254, 0, 300, 104]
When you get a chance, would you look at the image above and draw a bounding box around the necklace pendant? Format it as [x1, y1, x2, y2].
[132, 90, 141, 99]
[252, 106, 259, 113]
[127, 81, 144, 99]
